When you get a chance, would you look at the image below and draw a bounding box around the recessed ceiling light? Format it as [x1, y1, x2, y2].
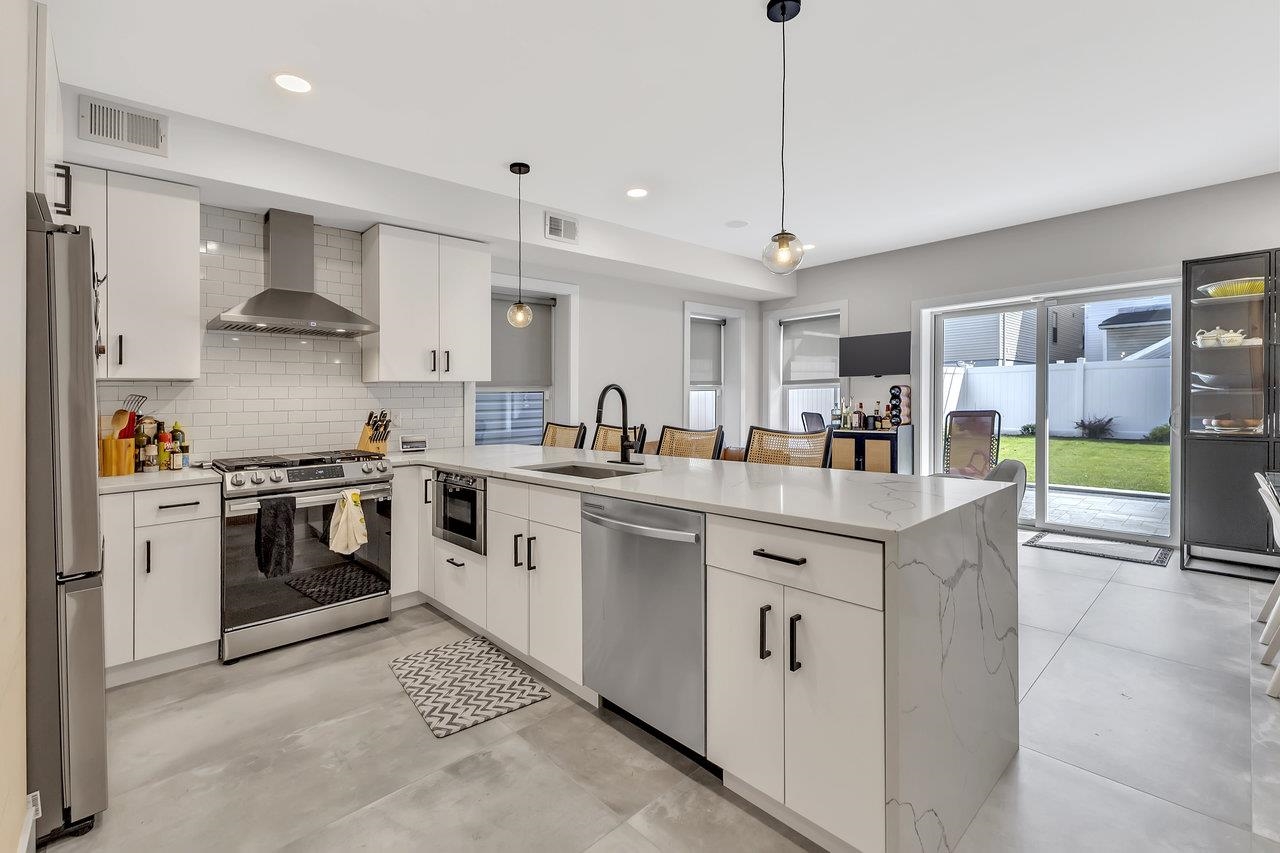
[725, 220, 749, 229]
[255, 323, 267, 327]
[802, 244, 815, 251]
[273, 73, 312, 93]
[335, 329, 346, 333]
[230, 337, 239, 342]
[625, 188, 649, 199]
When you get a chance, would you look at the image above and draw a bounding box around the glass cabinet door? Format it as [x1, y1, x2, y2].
[1185, 253, 1271, 437]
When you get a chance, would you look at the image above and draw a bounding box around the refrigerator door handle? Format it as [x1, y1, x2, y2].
[60, 575, 108, 822]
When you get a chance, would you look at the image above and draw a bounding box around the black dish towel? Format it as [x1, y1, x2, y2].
[255, 496, 296, 578]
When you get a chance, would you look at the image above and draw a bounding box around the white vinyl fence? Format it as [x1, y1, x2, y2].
[946, 358, 1171, 439]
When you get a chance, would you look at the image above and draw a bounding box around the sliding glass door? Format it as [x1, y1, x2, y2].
[934, 284, 1178, 544]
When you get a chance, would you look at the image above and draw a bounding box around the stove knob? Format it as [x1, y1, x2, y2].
[376, 461, 388, 473]
[361, 463, 374, 474]
[230, 473, 245, 487]
[250, 472, 266, 485]
[269, 470, 285, 483]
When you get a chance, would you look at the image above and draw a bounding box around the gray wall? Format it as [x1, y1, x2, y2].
[774, 173, 1280, 338]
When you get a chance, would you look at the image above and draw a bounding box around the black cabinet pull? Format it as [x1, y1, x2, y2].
[788, 614, 802, 672]
[118, 334, 124, 366]
[430, 350, 437, 372]
[157, 501, 199, 511]
[514, 533, 524, 567]
[759, 604, 772, 660]
[444, 350, 451, 373]
[145, 539, 152, 574]
[53, 163, 71, 216]
[753, 548, 807, 566]
[526, 535, 537, 571]
[446, 557, 465, 568]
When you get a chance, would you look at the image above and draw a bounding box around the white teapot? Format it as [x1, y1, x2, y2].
[1195, 327, 1227, 347]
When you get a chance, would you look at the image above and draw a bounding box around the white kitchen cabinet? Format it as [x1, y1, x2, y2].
[133, 516, 221, 660]
[390, 468, 420, 597]
[706, 566, 785, 802]
[437, 236, 492, 382]
[527, 520, 583, 684]
[361, 225, 440, 382]
[485, 509, 530, 653]
[104, 171, 201, 380]
[434, 538, 487, 627]
[361, 225, 491, 383]
[783, 586, 885, 852]
[99, 493, 135, 668]
[417, 468, 436, 597]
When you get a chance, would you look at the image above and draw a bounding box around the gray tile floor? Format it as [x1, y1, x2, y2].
[55, 541, 1280, 852]
[1020, 486, 1171, 537]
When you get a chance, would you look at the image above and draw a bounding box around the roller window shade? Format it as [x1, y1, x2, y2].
[689, 318, 724, 386]
[780, 313, 840, 386]
[485, 298, 553, 387]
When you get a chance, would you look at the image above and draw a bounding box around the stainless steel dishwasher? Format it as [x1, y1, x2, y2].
[581, 495, 706, 755]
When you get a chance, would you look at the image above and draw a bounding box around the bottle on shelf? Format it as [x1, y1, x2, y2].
[873, 401, 882, 430]
[855, 402, 866, 430]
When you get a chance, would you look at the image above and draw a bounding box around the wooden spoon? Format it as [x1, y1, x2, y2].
[109, 409, 130, 437]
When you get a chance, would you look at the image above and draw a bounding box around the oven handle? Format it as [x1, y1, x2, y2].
[225, 484, 392, 517]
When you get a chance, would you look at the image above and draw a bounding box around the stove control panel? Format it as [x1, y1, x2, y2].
[287, 464, 344, 484]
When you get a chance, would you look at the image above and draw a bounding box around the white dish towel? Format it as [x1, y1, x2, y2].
[328, 488, 368, 555]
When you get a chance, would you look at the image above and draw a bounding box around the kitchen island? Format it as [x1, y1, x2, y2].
[394, 445, 1018, 853]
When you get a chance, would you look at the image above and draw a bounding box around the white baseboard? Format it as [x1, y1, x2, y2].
[419, 596, 598, 706]
[391, 591, 427, 611]
[105, 641, 220, 688]
[723, 772, 856, 853]
[17, 803, 35, 853]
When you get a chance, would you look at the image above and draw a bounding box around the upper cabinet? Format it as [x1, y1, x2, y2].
[55, 165, 201, 381]
[361, 224, 491, 383]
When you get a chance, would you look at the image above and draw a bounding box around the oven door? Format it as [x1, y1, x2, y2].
[222, 484, 392, 632]
[433, 479, 486, 555]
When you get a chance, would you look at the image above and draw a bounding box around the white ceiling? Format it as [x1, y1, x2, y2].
[48, 0, 1280, 267]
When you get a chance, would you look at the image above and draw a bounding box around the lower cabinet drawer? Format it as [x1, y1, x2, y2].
[705, 515, 883, 610]
[134, 484, 220, 527]
[528, 485, 581, 533]
[433, 538, 487, 628]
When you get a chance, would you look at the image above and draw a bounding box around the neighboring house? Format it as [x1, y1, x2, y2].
[942, 306, 1083, 365]
[1084, 296, 1172, 361]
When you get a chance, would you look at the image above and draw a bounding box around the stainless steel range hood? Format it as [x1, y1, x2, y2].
[206, 208, 376, 339]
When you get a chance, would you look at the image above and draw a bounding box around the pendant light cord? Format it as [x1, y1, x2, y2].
[780, 17, 787, 234]
[517, 172, 523, 302]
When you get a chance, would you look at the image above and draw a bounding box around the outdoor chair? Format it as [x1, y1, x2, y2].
[800, 411, 827, 433]
[943, 410, 1001, 477]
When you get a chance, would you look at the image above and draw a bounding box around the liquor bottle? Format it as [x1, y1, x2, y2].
[873, 401, 882, 430]
[855, 402, 866, 429]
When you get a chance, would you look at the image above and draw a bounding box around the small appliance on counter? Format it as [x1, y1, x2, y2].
[399, 434, 429, 453]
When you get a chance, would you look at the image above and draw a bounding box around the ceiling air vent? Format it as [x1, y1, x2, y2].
[78, 95, 169, 156]
[544, 211, 579, 244]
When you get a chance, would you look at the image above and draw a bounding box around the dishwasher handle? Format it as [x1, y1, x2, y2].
[581, 510, 700, 544]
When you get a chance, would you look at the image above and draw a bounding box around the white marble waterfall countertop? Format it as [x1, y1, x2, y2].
[391, 445, 1008, 541]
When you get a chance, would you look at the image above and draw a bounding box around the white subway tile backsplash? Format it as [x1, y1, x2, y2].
[97, 204, 467, 461]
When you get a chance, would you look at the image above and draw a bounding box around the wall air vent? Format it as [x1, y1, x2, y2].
[78, 95, 169, 156]
[544, 211, 579, 244]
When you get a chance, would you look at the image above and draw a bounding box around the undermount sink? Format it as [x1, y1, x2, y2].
[518, 462, 647, 480]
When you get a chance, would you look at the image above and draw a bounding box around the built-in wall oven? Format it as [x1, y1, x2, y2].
[434, 470, 486, 555]
[215, 452, 394, 661]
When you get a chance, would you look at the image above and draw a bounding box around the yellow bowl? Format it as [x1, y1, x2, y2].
[1198, 278, 1265, 298]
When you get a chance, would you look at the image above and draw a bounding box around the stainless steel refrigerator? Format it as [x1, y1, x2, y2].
[25, 191, 108, 842]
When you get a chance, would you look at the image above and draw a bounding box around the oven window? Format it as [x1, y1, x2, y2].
[443, 485, 478, 541]
[223, 496, 391, 631]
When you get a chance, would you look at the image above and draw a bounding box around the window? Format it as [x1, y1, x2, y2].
[688, 317, 724, 430]
[780, 313, 840, 430]
[477, 296, 554, 445]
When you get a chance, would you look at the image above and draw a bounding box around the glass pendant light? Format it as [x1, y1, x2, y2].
[507, 162, 533, 328]
[761, 0, 804, 275]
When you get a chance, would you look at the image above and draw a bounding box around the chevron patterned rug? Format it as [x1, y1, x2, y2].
[389, 636, 550, 737]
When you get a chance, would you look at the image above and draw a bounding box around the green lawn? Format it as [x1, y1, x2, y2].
[998, 435, 1171, 494]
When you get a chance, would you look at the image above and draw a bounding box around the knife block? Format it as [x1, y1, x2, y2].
[356, 424, 388, 455]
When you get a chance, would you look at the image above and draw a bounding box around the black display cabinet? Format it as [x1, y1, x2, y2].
[1181, 249, 1280, 576]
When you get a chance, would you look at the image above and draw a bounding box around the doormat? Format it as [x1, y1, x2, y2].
[390, 636, 549, 738]
[1024, 532, 1172, 566]
[286, 563, 389, 607]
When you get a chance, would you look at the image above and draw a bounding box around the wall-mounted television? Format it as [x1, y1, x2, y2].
[839, 331, 911, 377]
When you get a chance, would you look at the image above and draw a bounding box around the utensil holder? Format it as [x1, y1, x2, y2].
[100, 438, 135, 476]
